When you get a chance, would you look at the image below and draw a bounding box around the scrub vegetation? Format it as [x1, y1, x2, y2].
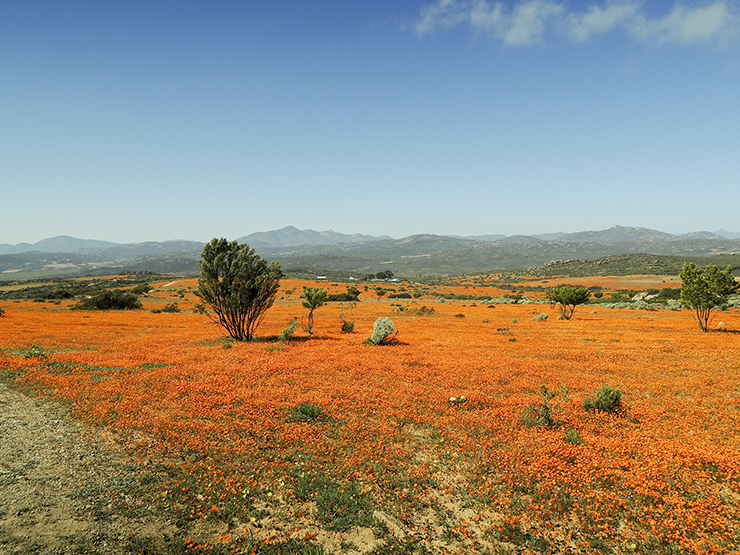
[1, 271, 739, 554]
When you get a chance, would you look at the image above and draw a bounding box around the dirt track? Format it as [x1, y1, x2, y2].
[0, 380, 172, 554]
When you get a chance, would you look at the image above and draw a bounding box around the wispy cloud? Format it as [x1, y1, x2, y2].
[415, 0, 740, 46]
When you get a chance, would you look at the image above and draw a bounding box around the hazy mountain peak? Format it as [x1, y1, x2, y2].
[0, 236, 118, 255]
[236, 227, 390, 248]
[715, 229, 740, 240]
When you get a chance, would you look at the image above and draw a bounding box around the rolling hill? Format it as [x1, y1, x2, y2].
[1, 226, 738, 280]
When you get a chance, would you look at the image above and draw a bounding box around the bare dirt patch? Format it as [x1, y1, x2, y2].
[0, 380, 178, 554]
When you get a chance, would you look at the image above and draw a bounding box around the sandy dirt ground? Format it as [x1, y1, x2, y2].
[0, 380, 180, 555]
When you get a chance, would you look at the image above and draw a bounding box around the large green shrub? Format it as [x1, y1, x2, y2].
[194, 238, 282, 341]
[74, 289, 142, 310]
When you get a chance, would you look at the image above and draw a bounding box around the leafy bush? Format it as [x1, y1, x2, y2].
[583, 386, 623, 414]
[326, 285, 361, 302]
[130, 284, 152, 295]
[388, 292, 412, 299]
[289, 402, 325, 422]
[160, 303, 180, 313]
[0, 306, 4, 317]
[74, 289, 142, 310]
[365, 317, 397, 345]
[280, 319, 299, 341]
[195, 238, 282, 341]
[341, 320, 355, 333]
[532, 313, 548, 321]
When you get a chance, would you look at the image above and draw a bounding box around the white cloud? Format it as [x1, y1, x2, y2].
[629, 3, 739, 44]
[505, 1, 564, 45]
[567, 3, 639, 42]
[415, 0, 740, 46]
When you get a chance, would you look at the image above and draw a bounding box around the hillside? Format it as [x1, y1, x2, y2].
[1, 226, 739, 280]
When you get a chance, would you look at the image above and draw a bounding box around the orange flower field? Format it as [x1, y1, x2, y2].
[1, 277, 739, 554]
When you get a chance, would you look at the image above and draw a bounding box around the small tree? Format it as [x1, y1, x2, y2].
[195, 238, 282, 341]
[679, 263, 738, 332]
[346, 285, 361, 300]
[302, 286, 327, 335]
[546, 286, 591, 320]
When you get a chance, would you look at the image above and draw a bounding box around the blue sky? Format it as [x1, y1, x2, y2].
[2, 1, 739, 244]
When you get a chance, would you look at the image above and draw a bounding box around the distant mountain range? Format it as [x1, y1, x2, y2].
[1, 225, 739, 280]
[236, 226, 392, 248]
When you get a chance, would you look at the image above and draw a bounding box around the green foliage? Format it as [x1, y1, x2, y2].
[654, 287, 681, 303]
[160, 303, 180, 313]
[74, 289, 142, 310]
[583, 386, 624, 414]
[0, 306, 4, 317]
[289, 402, 325, 422]
[679, 263, 739, 332]
[546, 286, 591, 320]
[522, 386, 569, 428]
[16, 344, 47, 358]
[365, 317, 397, 345]
[302, 287, 328, 334]
[130, 283, 152, 295]
[341, 320, 355, 333]
[375, 287, 387, 297]
[532, 313, 548, 321]
[280, 318, 300, 341]
[563, 428, 585, 445]
[325, 285, 361, 302]
[194, 238, 282, 341]
[388, 292, 412, 299]
[293, 473, 374, 532]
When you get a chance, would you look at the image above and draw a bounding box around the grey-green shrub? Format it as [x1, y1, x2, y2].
[583, 386, 623, 414]
[280, 319, 299, 341]
[533, 313, 548, 321]
[366, 317, 397, 345]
